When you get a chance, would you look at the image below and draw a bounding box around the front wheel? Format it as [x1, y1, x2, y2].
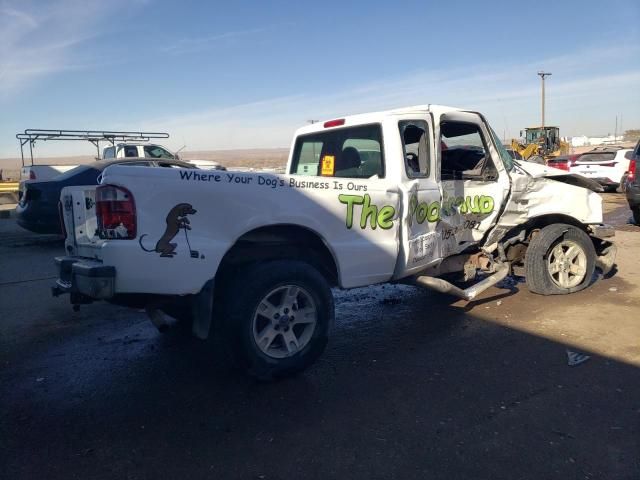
[221, 260, 334, 380]
[525, 224, 596, 295]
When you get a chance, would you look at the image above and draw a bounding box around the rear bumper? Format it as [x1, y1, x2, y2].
[52, 256, 115, 301]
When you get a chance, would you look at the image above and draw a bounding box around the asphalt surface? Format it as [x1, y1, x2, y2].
[1, 194, 639, 480]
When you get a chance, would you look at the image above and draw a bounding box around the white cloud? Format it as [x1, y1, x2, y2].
[160, 27, 268, 55]
[131, 43, 640, 152]
[0, 0, 127, 96]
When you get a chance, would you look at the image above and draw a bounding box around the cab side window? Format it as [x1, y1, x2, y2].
[290, 124, 384, 179]
[399, 121, 430, 178]
[440, 122, 497, 181]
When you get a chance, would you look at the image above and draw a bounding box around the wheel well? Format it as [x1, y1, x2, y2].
[510, 214, 588, 238]
[215, 225, 340, 288]
[499, 214, 589, 264]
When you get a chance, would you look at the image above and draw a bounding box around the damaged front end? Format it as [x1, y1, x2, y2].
[484, 161, 617, 275]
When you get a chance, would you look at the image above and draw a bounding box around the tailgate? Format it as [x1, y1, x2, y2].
[573, 153, 616, 178]
[60, 185, 102, 254]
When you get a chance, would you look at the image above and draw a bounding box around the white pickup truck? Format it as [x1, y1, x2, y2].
[54, 105, 616, 379]
[103, 143, 224, 170]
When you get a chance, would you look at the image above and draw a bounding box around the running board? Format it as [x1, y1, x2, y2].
[414, 262, 510, 301]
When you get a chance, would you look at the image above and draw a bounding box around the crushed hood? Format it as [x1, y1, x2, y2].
[513, 161, 603, 192]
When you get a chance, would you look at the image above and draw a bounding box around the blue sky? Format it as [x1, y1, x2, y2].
[0, 0, 639, 158]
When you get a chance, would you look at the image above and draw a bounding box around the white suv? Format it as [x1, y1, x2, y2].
[569, 147, 633, 192]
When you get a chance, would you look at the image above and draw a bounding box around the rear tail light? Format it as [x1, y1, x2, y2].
[629, 160, 636, 180]
[20, 187, 40, 204]
[29, 170, 36, 180]
[96, 185, 136, 239]
[549, 160, 570, 171]
[567, 154, 580, 167]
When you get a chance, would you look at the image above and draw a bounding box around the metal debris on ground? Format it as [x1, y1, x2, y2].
[566, 349, 591, 366]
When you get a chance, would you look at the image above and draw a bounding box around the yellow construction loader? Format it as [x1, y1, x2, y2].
[511, 126, 570, 163]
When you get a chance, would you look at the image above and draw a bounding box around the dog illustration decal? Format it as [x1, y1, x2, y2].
[139, 203, 200, 258]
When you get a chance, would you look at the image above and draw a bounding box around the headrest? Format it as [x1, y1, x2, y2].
[340, 146, 361, 170]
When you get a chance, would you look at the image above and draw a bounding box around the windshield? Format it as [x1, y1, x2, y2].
[489, 127, 514, 171]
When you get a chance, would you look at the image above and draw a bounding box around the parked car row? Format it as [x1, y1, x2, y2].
[546, 146, 634, 192]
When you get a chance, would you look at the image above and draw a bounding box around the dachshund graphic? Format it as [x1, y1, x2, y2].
[139, 203, 197, 257]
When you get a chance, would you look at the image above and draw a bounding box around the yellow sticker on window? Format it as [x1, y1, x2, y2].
[321, 155, 335, 176]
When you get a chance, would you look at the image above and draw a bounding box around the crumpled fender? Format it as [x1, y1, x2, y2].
[514, 161, 603, 192]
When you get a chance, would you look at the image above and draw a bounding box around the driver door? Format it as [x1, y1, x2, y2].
[435, 111, 511, 257]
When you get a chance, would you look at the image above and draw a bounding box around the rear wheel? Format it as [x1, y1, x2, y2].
[221, 260, 333, 380]
[525, 224, 596, 295]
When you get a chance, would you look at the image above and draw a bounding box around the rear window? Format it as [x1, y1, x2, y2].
[578, 152, 616, 162]
[290, 124, 384, 179]
[122, 145, 138, 157]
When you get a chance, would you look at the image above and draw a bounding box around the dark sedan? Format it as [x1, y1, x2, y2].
[16, 158, 198, 234]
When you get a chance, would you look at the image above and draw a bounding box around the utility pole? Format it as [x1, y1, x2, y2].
[537, 71, 552, 129]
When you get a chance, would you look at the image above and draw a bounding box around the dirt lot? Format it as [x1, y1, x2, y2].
[1, 194, 639, 480]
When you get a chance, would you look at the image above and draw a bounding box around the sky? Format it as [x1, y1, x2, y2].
[0, 0, 639, 159]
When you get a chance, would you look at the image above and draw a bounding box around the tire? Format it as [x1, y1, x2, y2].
[632, 206, 640, 225]
[525, 224, 596, 295]
[220, 260, 333, 380]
